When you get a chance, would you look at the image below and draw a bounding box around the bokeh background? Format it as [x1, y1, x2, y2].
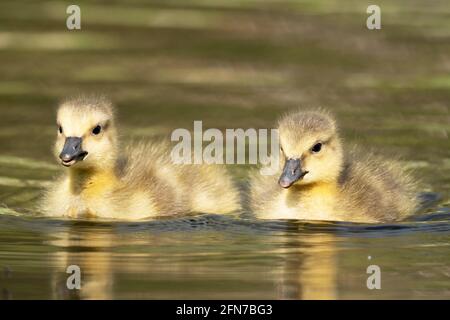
[0, 0, 449, 299]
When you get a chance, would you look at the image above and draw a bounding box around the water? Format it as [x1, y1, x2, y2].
[1, 210, 449, 299]
[0, 0, 449, 299]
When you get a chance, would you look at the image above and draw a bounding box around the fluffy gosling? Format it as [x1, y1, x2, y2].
[41, 96, 241, 219]
[248, 110, 418, 223]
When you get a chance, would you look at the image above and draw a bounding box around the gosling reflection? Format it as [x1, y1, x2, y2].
[275, 225, 338, 300]
[47, 220, 339, 300]
[49, 224, 114, 300]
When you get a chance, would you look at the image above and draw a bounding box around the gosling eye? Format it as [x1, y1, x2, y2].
[311, 142, 322, 153]
[92, 125, 102, 135]
[58, 126, 63, 134]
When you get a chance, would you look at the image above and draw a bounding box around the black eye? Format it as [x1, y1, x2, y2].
[311, 143, 322, 153]
[92, 125, 102, 135]
[58, 126, 63, 134]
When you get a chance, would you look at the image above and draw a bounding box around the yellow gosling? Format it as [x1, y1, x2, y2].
[41, 96, 241, 219]
[249, 109, 418, 223]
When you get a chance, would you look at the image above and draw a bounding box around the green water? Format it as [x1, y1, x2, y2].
[0, 0, 449, 299]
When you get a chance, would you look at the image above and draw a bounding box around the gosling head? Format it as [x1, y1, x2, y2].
[55, 96, 117, 170]
[277, 110, 343, 188]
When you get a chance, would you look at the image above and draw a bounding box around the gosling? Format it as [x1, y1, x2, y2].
[41, 96, 241, 219]
[248, 110, 418, 223]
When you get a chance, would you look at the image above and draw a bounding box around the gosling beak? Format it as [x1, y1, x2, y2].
[278, 158, 308, 188]
[59, 137, 88, 167]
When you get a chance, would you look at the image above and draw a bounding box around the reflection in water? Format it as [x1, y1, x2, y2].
[45, 220, 340, 300]
[0, 212, 449, 299]
[1, 266, 13, 300]
[50, 227, 114, 300]
[277, 233, 337, 299]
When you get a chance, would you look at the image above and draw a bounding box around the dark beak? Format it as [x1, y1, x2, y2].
[59, 137, 88, 167]
[278, 158, 307, 188]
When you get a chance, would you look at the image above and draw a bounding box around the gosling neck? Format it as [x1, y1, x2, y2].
[68, 164, 117, 195]
[292, 179, 339, 194]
